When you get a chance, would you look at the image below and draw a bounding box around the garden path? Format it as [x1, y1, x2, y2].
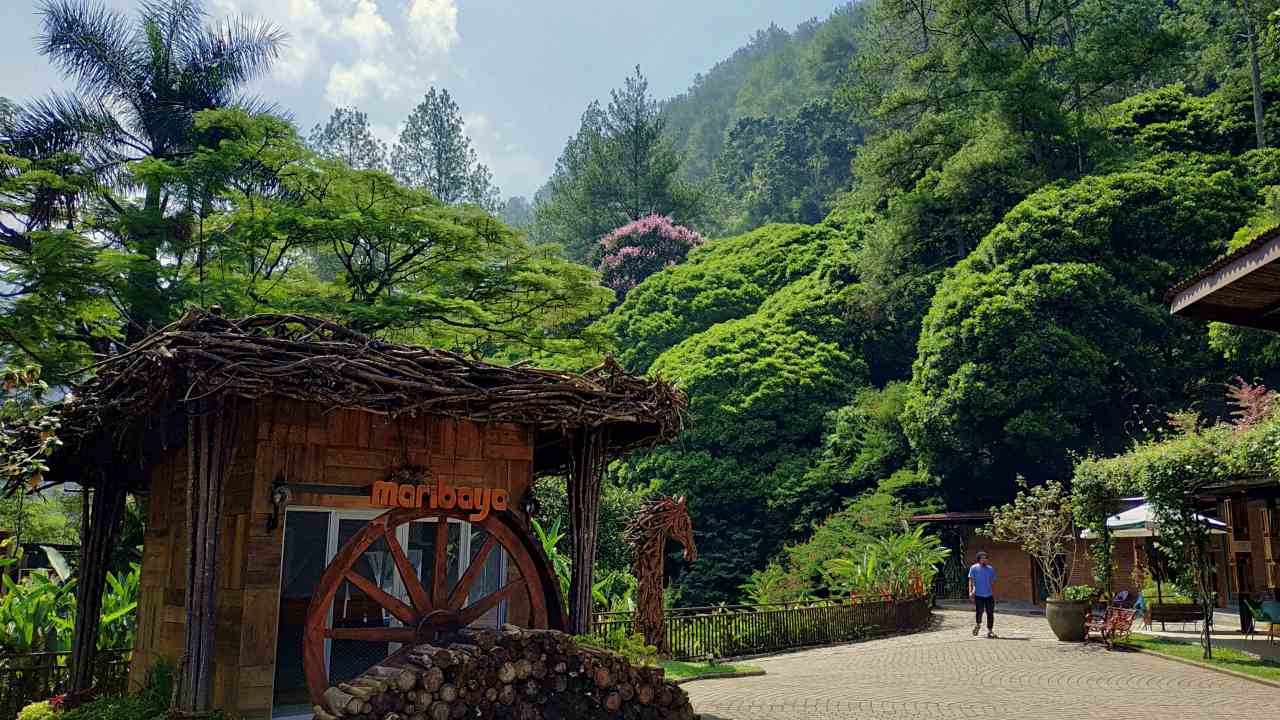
[684, 608, 1280, 719]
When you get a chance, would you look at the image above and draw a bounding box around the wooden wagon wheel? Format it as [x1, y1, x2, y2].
[303, 506, 564, 704]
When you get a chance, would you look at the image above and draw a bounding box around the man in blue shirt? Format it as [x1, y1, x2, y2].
[968, 551, 997, 638]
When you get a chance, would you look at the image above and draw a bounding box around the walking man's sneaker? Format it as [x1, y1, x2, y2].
[987, 631, 997, 639]
[972, 623, 980, 636]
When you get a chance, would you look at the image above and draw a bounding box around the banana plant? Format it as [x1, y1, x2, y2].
[824, 544, 882, 598]
[0, 545, 142, 655]
[591, 570, 637, 613]
[531, 518, 571, 600]
[0, 572, 76, 654]
[97, 562, 141, 650]
[823, 527, 950, 600]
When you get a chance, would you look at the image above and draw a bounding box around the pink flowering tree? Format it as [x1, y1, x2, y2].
[596, 215, 704, 299]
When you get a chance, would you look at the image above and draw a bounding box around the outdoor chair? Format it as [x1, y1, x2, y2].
[1084, 606, 1139, 649]
[1243, 599, 1264, 640]
[1260, 601, 1280, 645]
[1239, 597, 1256, 638]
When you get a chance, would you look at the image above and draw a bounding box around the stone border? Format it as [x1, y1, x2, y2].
[1121, 642, 1280, 690]
[670, 669, 766, 685]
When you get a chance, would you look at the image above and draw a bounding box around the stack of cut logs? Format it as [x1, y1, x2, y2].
[313, 626, 695, 720]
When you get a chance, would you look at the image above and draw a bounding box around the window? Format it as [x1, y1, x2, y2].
[1228, 499, 1250, 541]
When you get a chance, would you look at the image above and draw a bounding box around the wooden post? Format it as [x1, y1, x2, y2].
[176, 400, 240, 715]
[67, 477, 127, 693]
[566, 428, 606, 635]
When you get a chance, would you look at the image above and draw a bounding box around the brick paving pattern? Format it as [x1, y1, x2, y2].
[685, 608, 1280, 719]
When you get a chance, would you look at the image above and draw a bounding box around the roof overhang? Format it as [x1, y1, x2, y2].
[1169, 228, 1280, 330]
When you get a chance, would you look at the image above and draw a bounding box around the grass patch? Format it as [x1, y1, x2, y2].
[657, 658, 762, 681]
[1119, 634, 1280, 683]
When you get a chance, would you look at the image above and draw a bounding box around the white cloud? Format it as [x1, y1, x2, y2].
[405, 0, 460, 54]
[210, 0, 455, 113]
[339, 0, 393, 51]
[462, 112, 489, 135]
[212, 0, 336, 82]
[325, 61, 403, 104]
[370, 122, 403, 147]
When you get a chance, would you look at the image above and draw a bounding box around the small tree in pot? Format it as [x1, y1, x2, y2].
[982, 479, 1087, 641]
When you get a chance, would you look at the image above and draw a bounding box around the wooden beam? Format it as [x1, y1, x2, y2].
[1171, 233, 1280, 317]
[176, 401, 241, 715]
[566, 428, 606, 635]
[67, 478, 126, 693]
[1169, 302, 1280, 332]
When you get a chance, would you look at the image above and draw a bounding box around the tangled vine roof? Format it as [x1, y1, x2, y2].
[12, 309, 684, 492]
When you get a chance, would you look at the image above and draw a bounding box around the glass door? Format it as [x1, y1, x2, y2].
[328, 516, 400, 684]
[272, 511, 331, 717]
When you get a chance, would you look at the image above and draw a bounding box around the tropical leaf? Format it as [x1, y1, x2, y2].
[40, 545, 71, 582]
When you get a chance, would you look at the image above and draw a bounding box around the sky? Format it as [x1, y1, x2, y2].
[0, 0, 845, 199]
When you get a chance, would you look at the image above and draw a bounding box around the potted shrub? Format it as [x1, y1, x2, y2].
[983, 479, 1089, 641]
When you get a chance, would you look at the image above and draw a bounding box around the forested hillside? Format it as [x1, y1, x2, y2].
[7, 0, 1280, 613]
[543, 0, 1280, 605]
[661, 4, 867, 231]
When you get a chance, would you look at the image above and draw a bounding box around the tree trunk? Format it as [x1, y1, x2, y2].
[566, 429, 607, 635]
[68, 479, 127, 693]
[124, 180, 167, 343]
[1245, 4, 1268, 150]
[176, 401, 241, 715]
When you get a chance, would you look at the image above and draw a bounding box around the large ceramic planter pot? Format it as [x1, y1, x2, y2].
[1045, 599, 1090, 641]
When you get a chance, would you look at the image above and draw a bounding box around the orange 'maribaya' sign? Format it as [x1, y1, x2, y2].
[370, 478, 508, 522]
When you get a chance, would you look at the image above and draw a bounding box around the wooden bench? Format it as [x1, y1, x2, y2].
[1144, 603, 1208, 630]
[1085, 607, 1138, 649]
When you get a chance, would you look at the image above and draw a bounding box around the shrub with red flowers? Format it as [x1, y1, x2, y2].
[595, 215, 704, 299]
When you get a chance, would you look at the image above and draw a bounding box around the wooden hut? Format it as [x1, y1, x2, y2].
[11, 310, 683, 719]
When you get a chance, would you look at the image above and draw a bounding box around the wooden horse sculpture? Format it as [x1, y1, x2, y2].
[625, 495, 697, 653]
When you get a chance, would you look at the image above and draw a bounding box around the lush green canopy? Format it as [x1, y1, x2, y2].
[905, 162, 1261, 506]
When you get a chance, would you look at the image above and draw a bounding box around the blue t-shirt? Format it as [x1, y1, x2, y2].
[969, 563, 996, 598]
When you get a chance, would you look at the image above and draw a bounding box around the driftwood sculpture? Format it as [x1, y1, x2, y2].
[625, 496, 697, 653]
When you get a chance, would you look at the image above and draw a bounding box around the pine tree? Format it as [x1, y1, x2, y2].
[307, 106, 387, 170]
[390, 88, 500, 210]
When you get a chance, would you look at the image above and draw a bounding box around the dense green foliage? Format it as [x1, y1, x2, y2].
[0, 106, 612, 379]
[59, 661, 180, 720]
[572, 631, 656, 667]
[16, 701, 56, 720]
[661, 4, 868, 231]
[9, 0, 1280, 627]
[822, 526, 948, 600]
[905, 163, 1258, 506]
[0, 542, 139, 654]
[584, 0, 1280, 606]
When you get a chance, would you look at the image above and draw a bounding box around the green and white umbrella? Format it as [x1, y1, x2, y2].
[1079, 502, 1226, 539]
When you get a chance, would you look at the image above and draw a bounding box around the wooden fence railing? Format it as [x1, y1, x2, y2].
[592, 595, 932, 660]
[0, 649, 131, 720]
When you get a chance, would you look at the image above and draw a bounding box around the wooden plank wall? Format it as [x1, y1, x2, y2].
[129, 400, 536, 719]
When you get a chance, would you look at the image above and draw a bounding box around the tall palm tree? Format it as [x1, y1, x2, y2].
[5, 0, 285, 339]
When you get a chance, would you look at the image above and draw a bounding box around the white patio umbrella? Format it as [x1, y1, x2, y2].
[1078, 502, 1226, 539]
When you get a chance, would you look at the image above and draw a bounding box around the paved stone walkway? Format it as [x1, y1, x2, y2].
[685, 609, 1280, 719]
